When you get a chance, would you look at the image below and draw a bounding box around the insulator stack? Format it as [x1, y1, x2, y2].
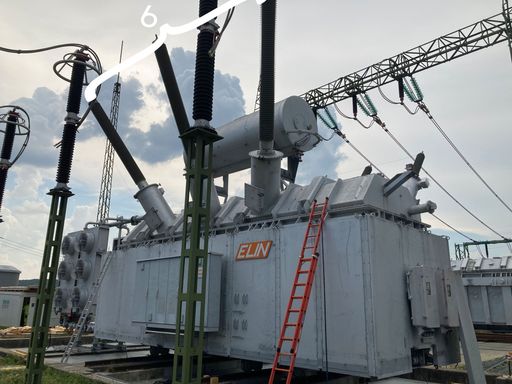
[1, 113, 18, 161]
[403, 76, 424, 103]
[192, 0, 218, 124]
[411, 77, 424, 101]
[364, 94, 378, 116]
[0, 168, 7, 218]
[0, 112, 19, 221]
[403, 83, 415, 102]
[317, 111, 331, 128]
[259, 0, 277, 147]
[324, 107, 337, 127]
[352, 95, 358, 117]
[398, 78, 405, 102]
[56, 53, 88, 185]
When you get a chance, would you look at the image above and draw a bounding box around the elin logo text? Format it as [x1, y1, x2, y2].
[235, 240, 272, 261]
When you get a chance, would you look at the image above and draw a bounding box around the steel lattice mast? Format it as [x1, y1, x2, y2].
[302, 8, 512, 110]
[96, 43, 123, 222]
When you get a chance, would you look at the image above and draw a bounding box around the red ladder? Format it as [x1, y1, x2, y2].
[268, 198, 329, 384]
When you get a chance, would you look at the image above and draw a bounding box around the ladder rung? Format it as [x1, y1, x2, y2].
[281, 337, 295, 341]
[300, 258, 314, 262]
[291, 295, 304, 299]
[279, 352, 295, 356]
[274, 367, 290, 372]
[285, 322, 298, 327]
[294, 283, 307, 287]
[297, 270, 309, 274]
[288, 309, 301, 313]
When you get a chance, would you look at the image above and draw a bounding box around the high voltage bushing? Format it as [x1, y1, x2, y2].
[0, 106, 30, 223]
[192, 0, 218, 124]
[55, 52, 88, 187]
[259, 0, 277, 146]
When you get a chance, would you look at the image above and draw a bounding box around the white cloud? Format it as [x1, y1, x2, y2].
[1, 0, 512, 281]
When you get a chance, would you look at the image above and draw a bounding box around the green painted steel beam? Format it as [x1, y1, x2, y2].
[25, 189, 72, 384]
[172, 127, 221, 384]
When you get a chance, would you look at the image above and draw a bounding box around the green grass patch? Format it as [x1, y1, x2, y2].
[0, 354, 101, 384]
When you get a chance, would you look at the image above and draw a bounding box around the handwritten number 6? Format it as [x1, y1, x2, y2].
[141, 5, 158, 28]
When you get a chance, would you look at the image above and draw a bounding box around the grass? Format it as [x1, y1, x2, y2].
[0, 353, 101, 384]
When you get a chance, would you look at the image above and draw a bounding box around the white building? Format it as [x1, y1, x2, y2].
[0, 265, 21, 287]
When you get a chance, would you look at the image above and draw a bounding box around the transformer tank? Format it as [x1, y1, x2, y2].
[95, 174, 460, 379]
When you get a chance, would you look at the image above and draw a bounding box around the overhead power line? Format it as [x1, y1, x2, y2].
[376, 120, 510, 241]
[378, 74, 512, 217]
[322, 101, 509, 241]
[316, 110, 479, 243]
[424, 107, 512, 215]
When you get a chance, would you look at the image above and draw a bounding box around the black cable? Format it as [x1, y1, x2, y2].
[316, 109, 384, 174]
[334, 103, 374, 129]
[344, 138, 385, 175]
[0, 43, 101, 73]
[378, 123, 510, 240]
[318, 109, 482, 244]
[378, 77, 512, 231]
[429, 214, 476, 242]
[422, 107, 512, 215]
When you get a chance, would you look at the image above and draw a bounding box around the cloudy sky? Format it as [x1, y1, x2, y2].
[1, 1, 511, 278]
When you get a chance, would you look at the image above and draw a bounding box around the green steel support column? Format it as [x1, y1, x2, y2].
[25, 188, 72, 384]
[173, 127, 221, 384]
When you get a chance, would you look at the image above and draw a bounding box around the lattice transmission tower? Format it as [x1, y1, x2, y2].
[96, 43, 123, 222]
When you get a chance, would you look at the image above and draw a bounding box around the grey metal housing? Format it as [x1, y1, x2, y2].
[95, 174, 460, 379]
[55, 226, 109, 317]
[452, 256, 512, 327]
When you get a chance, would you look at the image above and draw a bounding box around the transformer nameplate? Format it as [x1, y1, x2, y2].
[235, 241, 272, 261]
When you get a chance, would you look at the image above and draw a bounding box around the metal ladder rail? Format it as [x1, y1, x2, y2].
[61, 251, 113, 362]
[269, 198, 329, 384]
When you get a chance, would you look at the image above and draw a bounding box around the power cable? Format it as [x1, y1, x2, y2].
[0, 236, 43, 254]
[379, 76, 512, 219]
[378, 122, 509, 240]
[209, 7, 236, 56]
[324, 106, 496, 243]
[0, 43, 102, 136]
[429, 214, 476, 242]
[0, 241, 42, 257]
[377, 86, 420, 115]
[420, 105, 512, 216]
[317, 108, 384, 174]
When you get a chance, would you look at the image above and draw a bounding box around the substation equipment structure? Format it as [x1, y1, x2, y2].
[0, 105, 30, 223]
[45, 3, 512, 384]
[25, 47, 102, 384]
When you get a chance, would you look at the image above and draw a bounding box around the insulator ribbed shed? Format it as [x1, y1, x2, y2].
[1, 113, 18, 161]
[56, 53, 87, 185]
[259, 0, 276, 146]
[192, 0, 218, 124]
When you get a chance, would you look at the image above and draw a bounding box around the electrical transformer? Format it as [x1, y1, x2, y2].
[452, 256, 512, 329]
[94, 174, 460, 379]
